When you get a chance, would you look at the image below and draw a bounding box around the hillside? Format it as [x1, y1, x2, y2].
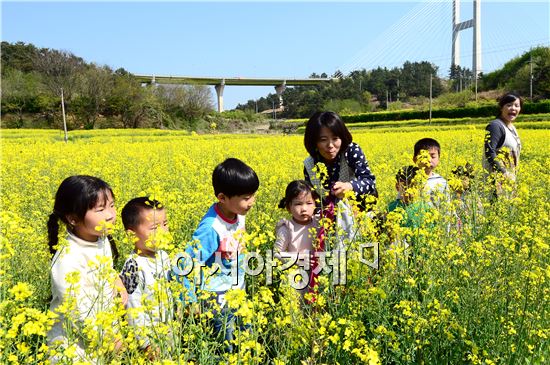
[236, 47, 550, 119]
[1, 41, 549, 129]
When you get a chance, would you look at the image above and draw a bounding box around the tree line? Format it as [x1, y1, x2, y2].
[2, 41, 549, 129]
[1, 41, 214, 129]
[237, 46, 550, 118]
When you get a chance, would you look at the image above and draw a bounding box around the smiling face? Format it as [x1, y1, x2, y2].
[131, 208, 168, 257]
[316, 126, 342, 163]
[499, 98, 521, 124]
[71, 190, 116, 242]
[288, 191, 316, 225]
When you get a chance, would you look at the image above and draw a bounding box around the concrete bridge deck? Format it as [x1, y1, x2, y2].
[134, 74, 334, 112]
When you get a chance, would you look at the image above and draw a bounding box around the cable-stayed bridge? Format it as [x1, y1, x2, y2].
[136, 0, 548, 112]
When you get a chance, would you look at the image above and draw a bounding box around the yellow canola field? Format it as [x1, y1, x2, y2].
[1, 127, 549, 364]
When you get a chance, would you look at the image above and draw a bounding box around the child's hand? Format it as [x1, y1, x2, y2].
[332, 181, 353, 199]
[113, 338, 124, 353]
[297, 252, 311, 266]
[114, 276, 129, 306]
[503, 171, 516, 181]
[144, 344, 160, 361]
[185, 303, 201, 317]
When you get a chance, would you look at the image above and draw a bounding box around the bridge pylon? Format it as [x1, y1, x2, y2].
[452, 0, 482, 77]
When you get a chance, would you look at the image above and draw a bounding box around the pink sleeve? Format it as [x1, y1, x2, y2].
[274, 219, 292, 260]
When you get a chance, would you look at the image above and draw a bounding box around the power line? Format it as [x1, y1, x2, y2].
[338, 1, 549, 75]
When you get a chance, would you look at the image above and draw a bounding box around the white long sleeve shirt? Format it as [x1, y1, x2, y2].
[47, 231, 116, 346]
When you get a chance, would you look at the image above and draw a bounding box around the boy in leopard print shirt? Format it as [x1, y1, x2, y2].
[120, 197, 172, 358]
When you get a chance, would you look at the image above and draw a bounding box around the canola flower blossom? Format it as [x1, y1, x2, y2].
[9, 282, 33, 301]
[0, 127, 549, 364]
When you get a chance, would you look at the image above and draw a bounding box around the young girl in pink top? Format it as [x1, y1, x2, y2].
[274, 180, 320, 292]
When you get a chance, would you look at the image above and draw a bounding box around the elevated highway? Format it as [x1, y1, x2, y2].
[134, 74, 335, 112]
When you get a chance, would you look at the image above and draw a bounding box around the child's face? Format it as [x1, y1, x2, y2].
[219, 193, 256, 217]
[130, 208, 168, 257]
[316, 126, 342, 162]
[72, 190, 116, 242]
[415, 147, 440, 173]
[288, 191, 315, 225]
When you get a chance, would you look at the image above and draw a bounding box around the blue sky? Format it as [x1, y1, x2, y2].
[2, 1, 549, 109]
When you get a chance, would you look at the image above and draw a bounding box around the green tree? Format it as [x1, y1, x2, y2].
[1, 69, 42, 126]
[532, 48, 550, 98]
[366, 67, 390, 101]
[324, 99, 363, 115]
[72, 65, 114, 129]
[105, 75, 160, 128]
[1, 41, 39, 74]
[32, 48, 86, 102]
[400, 61, 442, 98]
[155, 84, 213, 127]
[448, 64, 473, 92]
[505, 47, 550, 99]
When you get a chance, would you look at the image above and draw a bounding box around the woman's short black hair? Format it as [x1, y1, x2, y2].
[212, 158, 260, 197]
[303, 111, 353, 158]
[496, 92, 523, 118]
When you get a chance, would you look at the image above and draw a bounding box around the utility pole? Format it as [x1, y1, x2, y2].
[61, 88, 68, 143]
[386, 90, 389, 110]
[429, 75, 433, 124]
[475, 72, 478, 102]
[530, 54, 533, 101]
[397, 79, 400, 101]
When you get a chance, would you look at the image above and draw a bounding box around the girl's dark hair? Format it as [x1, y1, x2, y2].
[496, 92, 523, 118]
[278, 180, 318, 209]
[47, 175, 119, 263]
[304, 111, 353, 158]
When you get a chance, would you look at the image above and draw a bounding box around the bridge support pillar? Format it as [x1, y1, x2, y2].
[452, 0, 481, 76]
[215, 82, 225, 112]
[275, 82, 286, 109]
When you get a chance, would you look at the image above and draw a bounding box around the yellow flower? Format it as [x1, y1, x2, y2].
[9, 282, 33, 301]
[65, 270, 81, 285]
[16, 341, 30, 355]
[94, 219, 115, 235]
